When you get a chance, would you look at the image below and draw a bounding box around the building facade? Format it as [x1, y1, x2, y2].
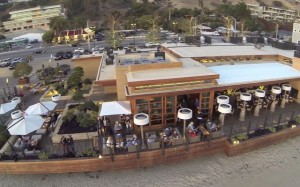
[1, 5, 65, 33]
[292, 23, 300, 44]
[247, 4, 300, 22]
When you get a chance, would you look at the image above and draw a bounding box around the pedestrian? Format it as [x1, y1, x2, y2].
[68, 135, 75, 154]
[61, 136, 69, 155]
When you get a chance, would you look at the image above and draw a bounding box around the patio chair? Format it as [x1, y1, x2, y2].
[145, 132, 160, 150]
[189, 134, 200, 143]
[36, 128, 47, 135]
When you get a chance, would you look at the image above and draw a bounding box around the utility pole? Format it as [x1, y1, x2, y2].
[87, 20, 91, 50]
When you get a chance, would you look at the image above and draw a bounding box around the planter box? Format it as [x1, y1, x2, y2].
[51, 103, 97, 143]
[225, 126, 300, 157]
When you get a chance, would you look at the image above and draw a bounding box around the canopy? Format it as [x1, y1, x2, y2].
[7, 115, 45, 135]
[99, 101, 131, 116]
[25, 101, 57, 115]
[0, 102, 18, 115]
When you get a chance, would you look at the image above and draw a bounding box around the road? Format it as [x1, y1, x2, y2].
[0, 38, 147, 60]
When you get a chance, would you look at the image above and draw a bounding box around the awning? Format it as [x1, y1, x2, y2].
[99, 101, 131, 116]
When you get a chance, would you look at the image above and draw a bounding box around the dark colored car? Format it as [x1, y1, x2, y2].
[8, 61, 20, 70]
[83, 49, 92, 55]
[63, 51, 73, 59]
[33, 49, 45, 55]
[30, 39, 39, 44]
[69, 43, 80, 47]
[54, 52, 65, 60]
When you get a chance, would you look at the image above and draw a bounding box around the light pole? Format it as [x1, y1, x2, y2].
[230, 16, 237, 31]
[172, 22, 177, 32]
[274, 22, 279, 39]
[130, 23, 136, 47]
[6, 78, 11, 99]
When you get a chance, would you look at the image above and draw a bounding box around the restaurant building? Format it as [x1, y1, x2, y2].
[74, 44, 300, 132]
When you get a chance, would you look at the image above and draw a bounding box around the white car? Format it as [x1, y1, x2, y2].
[74, 48, 84, 54]
[145, 42, 160, 47]
[25, 44, 32, 49]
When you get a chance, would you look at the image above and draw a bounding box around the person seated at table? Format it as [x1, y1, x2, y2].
[30, 139, 39, 150]
[164, 127, 173, 136]
[171, 129, 179, 139]
[114, 121, 122, 133]
[188, 129, 197, 138]
[106, 136, 114, 148]
[187, 122, 198, 133]
[206, 119, 217, 132]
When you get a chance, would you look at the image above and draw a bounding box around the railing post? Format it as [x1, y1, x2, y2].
[109, 147, 114, 162]
[277, 114, 282, 126]
[136, 145, 140, 159]
[247, 121, 252, 136]
[229, 122, 233, 139]
[185, 131, 189, 151]
[291, 111, 295, 121]
[207, 130, 212, 147]
[161, 138, 165, 156]
[263, 116, 268, 129]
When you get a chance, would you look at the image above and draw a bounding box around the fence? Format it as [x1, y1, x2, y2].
[228, 110, 300, 139]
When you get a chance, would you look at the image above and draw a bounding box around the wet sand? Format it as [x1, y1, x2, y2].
[0, 136, 299, 187]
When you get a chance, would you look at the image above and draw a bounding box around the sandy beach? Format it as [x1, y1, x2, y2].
[0, 136, 299, 187]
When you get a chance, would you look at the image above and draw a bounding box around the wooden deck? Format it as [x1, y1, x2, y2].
[0, 138, 225, 174]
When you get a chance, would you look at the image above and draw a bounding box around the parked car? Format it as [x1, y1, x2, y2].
[33, 49, 45, 55]
[8, 61, 20, 70]
[0, 58, 11, 67]
[25, 44, 32, 49]
[83, 49, 92, 55]
[54, 51, 65, 60]
[30, 39, 39, 44]
[63, 51, 73, 59]
[69, 43, 80, 47]
[74, 48, 84, 54]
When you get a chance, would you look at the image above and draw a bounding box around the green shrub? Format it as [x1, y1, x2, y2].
[83, 101, 99, 111]
[78, 148, 97, 157]
[38, 152, 49, 160]
[84, 78, 92, 85]
[235, 134, 248, 141]
[268, 127, 276, 133]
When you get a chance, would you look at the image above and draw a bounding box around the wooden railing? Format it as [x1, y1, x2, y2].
[0, 138, 226, 174]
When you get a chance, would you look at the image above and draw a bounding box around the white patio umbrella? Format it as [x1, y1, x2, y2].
[7, 115, 45, 135]
[25, 101, 57, 116]
[0, 102, 18, 115]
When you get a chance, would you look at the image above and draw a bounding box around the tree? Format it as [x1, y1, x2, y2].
[105, 11, 123, 48]
[13, 62, 33, 78]
[232, 2, 252, 36]
[72, 90, 84, 102]
[146, 14, 161, 43]
[49, 16, 68, 33]
[42, 30, 54, 43]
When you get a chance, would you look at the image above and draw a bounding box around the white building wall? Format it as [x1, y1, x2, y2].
[292, 23, 300, 44]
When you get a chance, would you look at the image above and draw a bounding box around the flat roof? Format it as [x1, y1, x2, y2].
[127, 67, 218, 84]
[208, 62, 300, 85]
[165, 45, 294, 58]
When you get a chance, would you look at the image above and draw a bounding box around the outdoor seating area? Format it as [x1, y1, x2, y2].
[121, 56, 166, 66]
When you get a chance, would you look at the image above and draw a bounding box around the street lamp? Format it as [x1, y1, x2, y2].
[274, 22, 279, 39]
[172, 22, 177, 32]
[230, 16, 237, 31]
[6, 78, 11, 99]
[130, 23, 136, 47]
